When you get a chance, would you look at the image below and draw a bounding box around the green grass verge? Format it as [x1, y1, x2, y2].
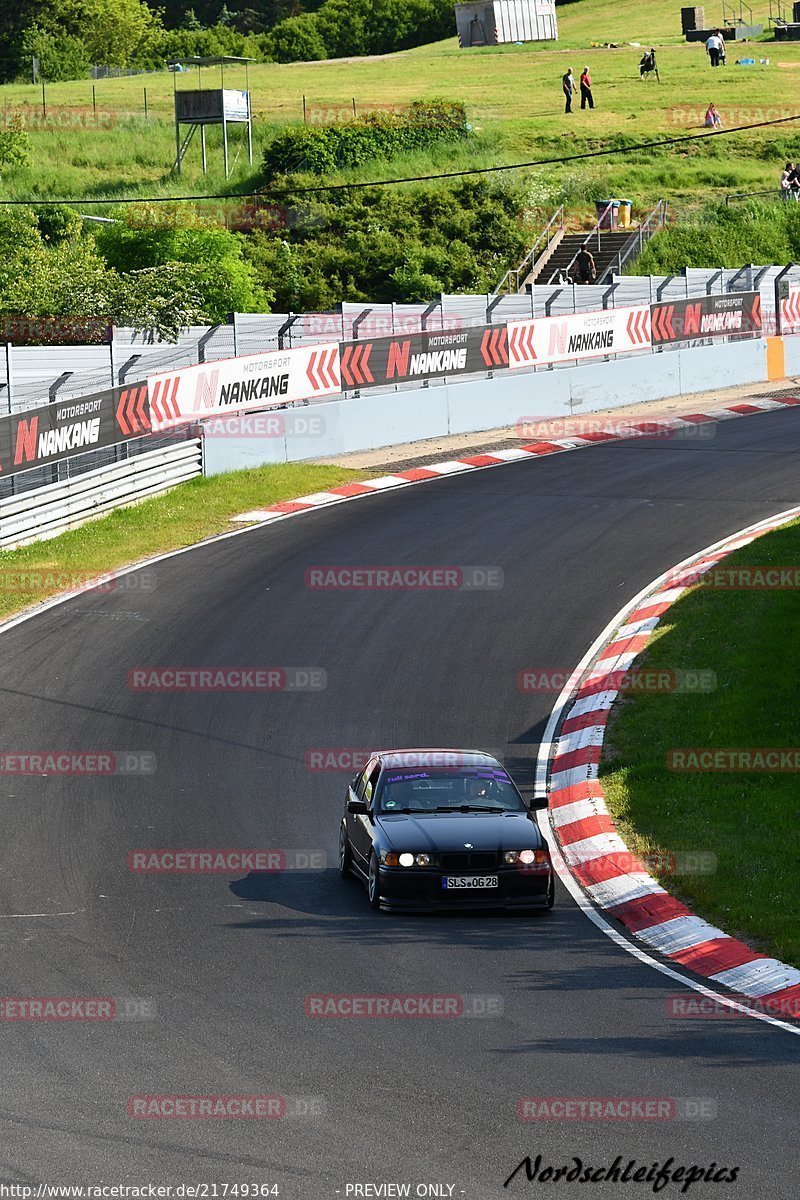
[0, 461, 361, 623]
[600, 519, 800, 969]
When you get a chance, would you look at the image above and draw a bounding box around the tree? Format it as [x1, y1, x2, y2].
[265, 12, 328, 62]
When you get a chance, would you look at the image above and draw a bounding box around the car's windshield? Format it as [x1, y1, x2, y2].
[377, 767, 526, 813]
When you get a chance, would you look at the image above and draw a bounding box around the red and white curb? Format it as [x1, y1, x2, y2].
[539, 504, 800, 1027]
[230, 397, 800, 523]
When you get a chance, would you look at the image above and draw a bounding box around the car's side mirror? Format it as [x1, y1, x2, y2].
[347, 796, 368, 815]
[529, 795, 549, 811]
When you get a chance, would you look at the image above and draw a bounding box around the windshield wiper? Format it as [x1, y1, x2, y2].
[432, 804, 501, 813]
[383, 807, 436, 814]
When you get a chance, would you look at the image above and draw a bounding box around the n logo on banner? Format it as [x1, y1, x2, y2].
[192, 370, 220, 411]
[14, 416, 38, 466]
[548, 322, 568, 357]
[387, 340, 411, 379]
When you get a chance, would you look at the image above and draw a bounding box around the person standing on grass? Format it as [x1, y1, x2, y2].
[706, 30, 722, 67]
[790, 162, 800, 202]
[717, 30, 726, 65]
[562, 67, 575, 113]
[781, 162, 794, 199]
[580, 66, 594, 109]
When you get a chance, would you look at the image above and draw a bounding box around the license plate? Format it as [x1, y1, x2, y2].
[442, 875, 498, 890]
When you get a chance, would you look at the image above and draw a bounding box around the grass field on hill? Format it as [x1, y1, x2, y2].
[601, 519, 800, 969]
[2, 1, 799, 217]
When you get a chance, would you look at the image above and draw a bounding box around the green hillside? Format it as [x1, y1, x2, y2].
[0, 1, 794, 210]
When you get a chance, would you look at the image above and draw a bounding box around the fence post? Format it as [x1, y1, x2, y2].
[41, 80, 46, 118]
[5, 343, 12, 413]
[92, 85, 96, 116]
[143, 87, 148, 120]
[303, 95, 307, 124]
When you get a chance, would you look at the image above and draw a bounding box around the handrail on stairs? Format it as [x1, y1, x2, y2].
[612, 198, 668, 278]
[558, 198, 668, 285]
[492, 205, 566, 295]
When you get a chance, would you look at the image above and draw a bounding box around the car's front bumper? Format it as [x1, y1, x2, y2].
[376, 865, 552, 912]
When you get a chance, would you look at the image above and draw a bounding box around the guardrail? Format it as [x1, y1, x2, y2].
[493, 206, 566, 296]
[613, 199, 669, 276]
[0, 281, 783, 548]
[0, 438, 202, 549]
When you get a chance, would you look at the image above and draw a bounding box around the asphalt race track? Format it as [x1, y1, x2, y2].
[0, 408, 798, 1198]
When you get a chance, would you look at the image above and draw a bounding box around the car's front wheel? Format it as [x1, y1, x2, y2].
[367, 851, 381, 910]
[338, 823, 352, 880]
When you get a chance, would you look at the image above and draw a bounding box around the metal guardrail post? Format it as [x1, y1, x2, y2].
[656, 276, 674, 301]
[5, 343, 12, 413]
[278, 314, 300, 350]
[352, 308, 372, 339]
[705, 269, 723, 295]
[602, 283, 619, 310]
[420, 297, 442, 332]
[774, 263, 796, 335]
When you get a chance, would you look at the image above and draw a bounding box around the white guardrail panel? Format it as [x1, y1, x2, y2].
[0, 439, 202, 549]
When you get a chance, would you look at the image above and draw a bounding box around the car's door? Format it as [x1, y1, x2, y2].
[349, 761, 380, 869]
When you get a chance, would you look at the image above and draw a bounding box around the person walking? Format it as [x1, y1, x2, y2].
[562, 67, 575, 113]
[575, 246, 597, 284]
[580, 66, 594, 109]
[706, 30, 722, 67]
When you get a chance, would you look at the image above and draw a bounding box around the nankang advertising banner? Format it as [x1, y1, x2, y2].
[508, 306, 651, 369]
[650, 292, 761, 345]
[339, 325, 509, 391]
[147, 344, 341, 431]
[0, 382, 149, 479]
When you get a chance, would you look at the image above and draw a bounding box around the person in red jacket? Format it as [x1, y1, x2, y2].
[580, 66, 594, 110]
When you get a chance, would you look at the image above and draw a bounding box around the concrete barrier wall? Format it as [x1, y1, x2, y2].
[202, 338, 772, 475]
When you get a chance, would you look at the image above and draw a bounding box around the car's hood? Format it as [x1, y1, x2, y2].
[376, 811, 541, 852]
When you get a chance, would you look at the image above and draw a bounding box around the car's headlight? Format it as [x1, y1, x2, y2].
[382, 851, 435, 867]
[504, 849, 549, 867]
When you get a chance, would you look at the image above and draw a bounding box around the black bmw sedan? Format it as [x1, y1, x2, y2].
[338, 749, 554, 912]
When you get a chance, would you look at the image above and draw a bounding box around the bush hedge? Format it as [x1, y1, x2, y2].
[262, 101, 469, 179]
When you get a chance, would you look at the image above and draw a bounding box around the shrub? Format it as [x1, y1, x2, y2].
[0, 116, 30, 174]
[262, 100, 469, 178]
[264, 13, 329, 62]
[243, 178, 530, 307]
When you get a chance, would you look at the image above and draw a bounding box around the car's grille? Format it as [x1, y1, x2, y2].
[441, 852, 497, 872]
